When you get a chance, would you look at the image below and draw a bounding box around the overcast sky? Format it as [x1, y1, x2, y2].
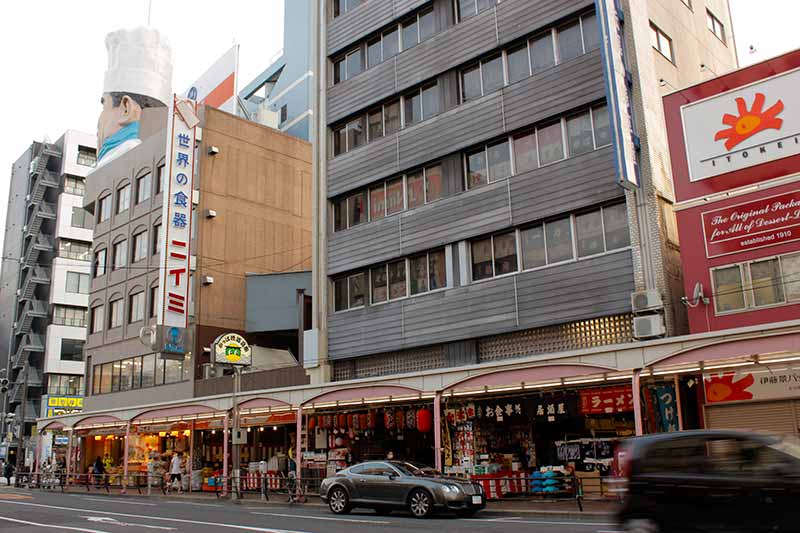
[0, 0, 797, 254]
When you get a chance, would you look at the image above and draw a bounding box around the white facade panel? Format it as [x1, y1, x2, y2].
[56, 193, 93, 242]
[43, 324, 86, 375]
[50, 257, 91, 307]
[60, 130, 97, 178]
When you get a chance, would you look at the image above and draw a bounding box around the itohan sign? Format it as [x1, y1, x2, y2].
[681, 67, 800, 182]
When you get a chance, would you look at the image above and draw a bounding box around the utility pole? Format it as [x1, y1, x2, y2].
[16, 360, 28, 471]
[231, 366, 241, 500]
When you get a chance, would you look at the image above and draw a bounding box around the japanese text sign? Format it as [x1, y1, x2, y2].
[579, 386, 634, 415]
[701, 189, 800, 257]
[705, 367, 800, 404]
[158, 94, 198, 333]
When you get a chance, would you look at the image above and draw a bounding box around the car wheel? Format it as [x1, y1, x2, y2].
[622, 518, 660, 533]
[409, 489, 433, 518]
[456, 509, 478, 518]
[374, 506, 392, 516]
[328, 487, 351, 515]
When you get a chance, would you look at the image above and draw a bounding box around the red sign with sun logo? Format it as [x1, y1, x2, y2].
[714, 93, 784, 151]
[705, 368, 800, 404]
[704, 373, 755, 403]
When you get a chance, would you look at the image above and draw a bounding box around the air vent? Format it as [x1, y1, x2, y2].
[633, 315, 666, 339]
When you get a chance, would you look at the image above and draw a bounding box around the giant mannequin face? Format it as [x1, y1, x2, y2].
[97, 93, 143, 150]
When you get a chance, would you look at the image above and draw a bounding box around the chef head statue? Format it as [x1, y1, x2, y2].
[96, 27, 172, 168]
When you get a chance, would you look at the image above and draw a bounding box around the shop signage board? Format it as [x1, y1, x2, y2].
[681, 68, 800, 183]
[528, 393, 577, 423]
[45, 395, 83, 417]
[704, 367, 800, 404]
[579, 386, 634, 415]
[157, 94, 199, 355]
[212, 333, 252, 366]
[701, 188, 800, 257]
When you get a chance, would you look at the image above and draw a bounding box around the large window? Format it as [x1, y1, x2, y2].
[59, 240, 90, 261]
[332, 0, 363, 18]
[333, 48, 362, 85]
[706, 10, 725, 42]
[65, 271, 90, 294]
[60, 339, 84, 361]
[129, 291, 145, 323]
[94, 248, 107, 278]
[91, 353, 183, 395]
[98, 194, 112, 222]
[132, 231, 148, 262]
[65, 176, 85, 196]
[650, 23, 674, 62]
[112, 239, 127, 270]
[152, 223, 162, 255]
[471, 231, 518, 281]
[457, 0, 496, 21]
[334, 272, 366, 312]
[77, 146, 96, 167]
[90, 304, 104, 333]
[149, 285, 159, 318]
[108, 297, 123, 328]
[48, 374, 83, 396]
[404, 83, 440, 126]
[71, 206, 88, 229]
[711, 252, 800, 314]
[53, 305, 86, 327]
[136, 172, 151, 204]
[116, 184, 131, 214]
[466, 140, 510, 188]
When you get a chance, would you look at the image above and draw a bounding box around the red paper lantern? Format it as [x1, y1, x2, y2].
[338, 414, 347, 429]
[359, 414, 367, 429]
[346, 414, 354, 428]
[308, 417, 316, 431]
[417, 409, 433, 432]
[366, 411, 376, 429]
[384, 408, 395, 429]
[395, 409, 405, 430]
[323, 415, 332, 429]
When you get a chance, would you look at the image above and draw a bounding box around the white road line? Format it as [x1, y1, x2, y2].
[0, 499, 311, 533]
[0, 515, 112, 533]
[82, 497, 157, 506]
[463, 518, 616, 526]
[171, 501, 222, 507]
[252, 511, 390, 525]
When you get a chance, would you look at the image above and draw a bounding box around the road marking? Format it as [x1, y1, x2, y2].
[84, 516, 176, 530]
[82, 497, 157, 506]
[252, 511, 390, 525]
[0, 493, 31, 500]
[171, 500, 222, 507]
[463, 518, 616, 526]
[0, 515, 112, 533]
[0, 499, 312, 533]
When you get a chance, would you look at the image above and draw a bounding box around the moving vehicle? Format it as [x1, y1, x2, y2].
[617, 430, 800, 532]
[319, 460, 485, 518]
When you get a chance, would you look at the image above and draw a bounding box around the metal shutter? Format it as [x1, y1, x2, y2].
[705, 400, 798, 436]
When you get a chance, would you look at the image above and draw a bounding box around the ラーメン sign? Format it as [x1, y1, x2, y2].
[213, 333, 252, 366]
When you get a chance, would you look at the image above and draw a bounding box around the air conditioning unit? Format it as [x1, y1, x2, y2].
[633, 315, 666, 339]
[631, 290, 663, 313]
[202, 364, 224, 379]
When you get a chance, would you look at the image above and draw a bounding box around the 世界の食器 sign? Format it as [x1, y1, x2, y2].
[212, 333, 252, 366]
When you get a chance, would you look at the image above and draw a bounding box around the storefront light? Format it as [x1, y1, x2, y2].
[337, 400, 363, 406]
[452, 389, 482, 397]
[183, 430, 191, 437]
[704, 361, 754, 371]
[605, 374, 633, 381]
[363, 397, 389, 404]
[652, 367, 701, 376]
[563, 377, 605, 385]
[259, 427, 264, 432]
[246, 427, 251, 432]
[487, 385, 523, 393]
[523, 382, 561, 389]
[211, 430, 216, 435]
[272, 426, 278, 431]
[759, 355, 800, 364]
[158, 432, 167, 437]
[94, 435, 102, 441]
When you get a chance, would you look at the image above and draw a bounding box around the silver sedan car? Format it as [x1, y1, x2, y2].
[319, 461, 486, 518]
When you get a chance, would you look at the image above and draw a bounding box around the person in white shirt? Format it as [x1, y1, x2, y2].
[168, 452, 183, 493]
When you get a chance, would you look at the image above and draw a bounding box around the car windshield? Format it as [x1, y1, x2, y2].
[390, 461, 439, 477]
[771, 437, 800, 460]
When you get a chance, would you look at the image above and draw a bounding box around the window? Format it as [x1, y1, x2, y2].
[59, 240, 90, 261]
[108, 297, 123, 328]
[60, 339, 84, 362]
[334, 272, 366, 311]
[521, 225, 546, 269]
[165, 358, 183, 384]
[514, 131, 538, 174]
[487, 141, 511, 181]
[371, 265, 388, 303]
[368, 109, 383, 140]
[782, 254, 800, 301]
[458, 0, 495, 21]
[48, 374, 83, 396]
[119, 358, 134, 391]
[404, 83, 439, 126]
[53, 305, 87, 327]
[429, 248, 446, 290]
[90, 304, 104, 333]
[581, 13, 601, 51]
[713, 265, 746, 313]
[100, 363, 112, 394]
[129, 291, 145, 323]
[156, 164, 165, 195]
[410, 255, 429, 295]
[116, 184, 131, 214]
[334, 198, 348, 231]
[531, 32, 556, 73]
[152, 223, 162, 255]
[141, 354, 156, 388]
[369, 184, 386, 221]
[77, 146, 97, 167]
[472, 232, 518, 280]
[425, 164, 443, 203]
[65, 271, 90, 294]
[481, 55, 504, 94]
[567, 111, 594, 157]
[750, 258, 784, 307]
[592, 105, 612, 148]
[461, 64, 482, 102]
[421, 83, 440, 121]
[404, 88, 421, 127]
[507, 44, 531, 84]
[388, 260, 407, 299]
[575, 210, 604, 257]
[98, 195, 111, 222]
[384, 99, 401, 135]
[557, 21, 583, 62]
[603, 203, 630, 250]
[71, 206, 88, 229]
[334, 48, 363, 85]
[64, 176, 85, 196]
[136, 172, 151, 204]
[149, 285, 159, 318]
[419, 8, 435, 42]
[367, 38, 382, 68]
[132, 231, 148, 262]
[346, 116, 366, 150]
[111, 361, 122, 392]
[348, 191, 367, 227]
[112, 239, 127, 270]
[402, 17, 418, 50]
[407, 171, 425, 210]
[386, 178, 404, 215]
[545, 217, 573, 263]
[280, 105, 288, 124]
[537, 121, 565, 165]
[156, 358, 166, 386]
[466, 148, 487, 189]
[706, 10, 725, 42]
[332, 0, 363, 18]
[348, 273, 366, 308]
[383, 28, 399, 60]
[650, 23, 674, 62]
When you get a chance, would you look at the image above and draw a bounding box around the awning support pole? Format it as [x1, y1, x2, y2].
[674, 375, 685, 431]
[223, 412, 229, 498]
[121, 422, 130, 494]
[295, 407, 303, 482]
[633, 369, 644, 436]
[434, 392, 442, 472]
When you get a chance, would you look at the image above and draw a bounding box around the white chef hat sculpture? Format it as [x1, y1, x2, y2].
[96, 27, 173, 168]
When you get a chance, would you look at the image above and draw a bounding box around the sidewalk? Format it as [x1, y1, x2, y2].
[8, 483, 620, 518]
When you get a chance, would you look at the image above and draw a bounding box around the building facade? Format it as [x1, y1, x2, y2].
[0, 131, 96, 460]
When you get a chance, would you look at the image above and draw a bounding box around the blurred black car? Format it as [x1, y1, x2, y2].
[319, 461, 485, 518]
[617, 430, 800, 532]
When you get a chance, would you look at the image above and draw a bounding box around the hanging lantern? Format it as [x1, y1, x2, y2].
[324, 415, 332, 430]
[417, 409, 433, 432]
[308, 417, 316, 431]
[395, 409, 405, 430]
[359, 413, 367, 430]
[340, 414, 348, 429]
[346, 414, 354, 429]
[406, 409, 416, 429]
[366, 411, 376, 429]
[384, 408, 395, 429]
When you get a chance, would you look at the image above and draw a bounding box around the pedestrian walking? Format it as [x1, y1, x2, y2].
[3, 460, 14, 487]
[168, 452, 183, 493]
[92, 456, 105, 486]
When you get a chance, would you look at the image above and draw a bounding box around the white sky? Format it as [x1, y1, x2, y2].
[0, 0, 797, 254]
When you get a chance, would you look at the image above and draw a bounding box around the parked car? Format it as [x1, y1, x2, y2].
[617, 429, 800, 532]
[319, 460, 486, 518]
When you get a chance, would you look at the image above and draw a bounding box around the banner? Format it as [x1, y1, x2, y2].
[704, 367, 800, 404]
[653, 384, 678, 433]
[579, 386, 634, 415]
[184, 45, 239, 114]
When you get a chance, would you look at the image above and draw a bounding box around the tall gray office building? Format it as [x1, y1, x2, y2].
[308, 0, 737, 382]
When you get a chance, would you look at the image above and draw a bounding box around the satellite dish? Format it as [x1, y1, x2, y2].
[693, 282, 704, 303]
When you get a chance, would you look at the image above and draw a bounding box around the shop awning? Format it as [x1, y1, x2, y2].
[303, 385, 431, 408]
[132, 404, 225, 425]
[443, 364, 622, 396]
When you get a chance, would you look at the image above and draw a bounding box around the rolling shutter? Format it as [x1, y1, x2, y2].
[705, 400, 799, 436]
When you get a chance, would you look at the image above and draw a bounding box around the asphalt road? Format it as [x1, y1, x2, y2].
[0, 488, 620, 533]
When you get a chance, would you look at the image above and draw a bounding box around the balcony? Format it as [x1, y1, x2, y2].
[23, 233, 54, 266]
[12, 333, 45, 370]
[24, 201, 56, 238]
[18, 266, 50, 301]
[14, 299, 48, 336]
